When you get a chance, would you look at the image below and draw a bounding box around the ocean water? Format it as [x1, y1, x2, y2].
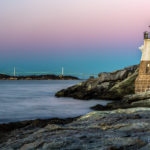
[0, 80, 111, 123]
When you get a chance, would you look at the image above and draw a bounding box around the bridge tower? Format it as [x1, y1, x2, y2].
[14, 67, 16, 76]
[62, 67, 64, 76]
[135, 30, 150, 93]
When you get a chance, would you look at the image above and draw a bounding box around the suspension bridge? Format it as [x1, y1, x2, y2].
[0, 67, 98, 79]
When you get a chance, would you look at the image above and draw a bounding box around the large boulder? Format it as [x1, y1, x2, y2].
[55, 65, 139, 100]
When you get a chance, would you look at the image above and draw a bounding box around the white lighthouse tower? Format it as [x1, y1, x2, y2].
[135, 31, 150, 93]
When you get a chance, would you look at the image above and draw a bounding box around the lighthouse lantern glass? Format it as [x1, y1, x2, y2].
[144, 32, 150, 39]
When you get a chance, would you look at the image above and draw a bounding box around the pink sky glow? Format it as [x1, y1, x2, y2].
[0, 0, 150, 48]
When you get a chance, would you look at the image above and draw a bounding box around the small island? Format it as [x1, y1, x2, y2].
[0, 74, 79, 80]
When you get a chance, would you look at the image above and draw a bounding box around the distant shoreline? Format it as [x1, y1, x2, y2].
[0, 74, 79, 80]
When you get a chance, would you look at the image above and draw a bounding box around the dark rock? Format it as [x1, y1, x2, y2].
[0, 117, 78, 144]
[91, 102, 132, 111]
[90, 104, 107, 110]
[109, 139, 147, 150]
[0, 117, 78, 133]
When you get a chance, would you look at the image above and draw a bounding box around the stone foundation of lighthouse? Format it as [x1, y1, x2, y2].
[135, 32, 150, 93]
[135, 61, 150, 93]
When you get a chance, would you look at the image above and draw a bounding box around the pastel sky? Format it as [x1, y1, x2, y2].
[0, 0, 150, 76]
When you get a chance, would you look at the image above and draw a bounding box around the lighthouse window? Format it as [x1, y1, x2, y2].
[146, 64, 150, 74]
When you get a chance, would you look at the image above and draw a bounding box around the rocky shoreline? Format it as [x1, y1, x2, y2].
[0, 74, 79, 80]
[55, 65, 138, 100]
[2, 108, 150, 149]
[55, 64, 150, 113]
[3, 64, 150, 149]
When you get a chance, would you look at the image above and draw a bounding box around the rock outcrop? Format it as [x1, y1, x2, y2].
[55, 65, 139, 100]
[1, 108, 150, 150]
[91, 91, 150, 111]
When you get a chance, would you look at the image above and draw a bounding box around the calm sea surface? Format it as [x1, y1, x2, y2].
[0, 80, 110, 123]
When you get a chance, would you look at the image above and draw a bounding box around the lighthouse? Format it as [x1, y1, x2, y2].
[135, 31, 150, 93]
